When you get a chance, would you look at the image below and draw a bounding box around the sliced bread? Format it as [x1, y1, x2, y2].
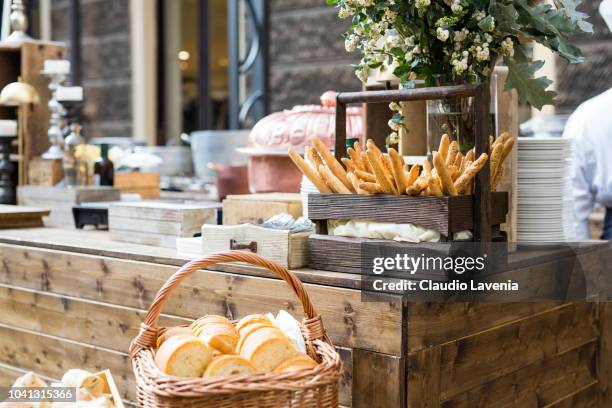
[203, 355, 256, 377]
[239, 327, 297, 372]
[273, 354, 318, 373]
[154, 335, 213, 377]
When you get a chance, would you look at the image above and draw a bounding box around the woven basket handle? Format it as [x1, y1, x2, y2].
[130, 251, 329, 356]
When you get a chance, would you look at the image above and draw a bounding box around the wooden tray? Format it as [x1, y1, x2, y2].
[308, 192, 508, 238]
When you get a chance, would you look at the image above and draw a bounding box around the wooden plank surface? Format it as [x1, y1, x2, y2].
[599, 302, 612, 406]
[352, 349, 404, 408]
[0, 227, 363, 289]
[439, 302, 598, 400]
[406, 345, 441, 408]
[440, 341, 597, 407]
[0, 244, 403, 355]
[0, 324, 136, 402]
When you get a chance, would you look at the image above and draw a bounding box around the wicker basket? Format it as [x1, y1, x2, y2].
[130, 251, 342, 407]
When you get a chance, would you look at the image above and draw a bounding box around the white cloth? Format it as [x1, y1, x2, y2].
[563, 87, 612, 239]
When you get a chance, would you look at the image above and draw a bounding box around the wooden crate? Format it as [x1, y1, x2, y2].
[18, 185, 120, 228]
[28, 157, 63, 186]
[222, 193, 302, 225]
[114, 172, 160, 199]
[109, 201, 218, 248]
[201, 223, 310, 269]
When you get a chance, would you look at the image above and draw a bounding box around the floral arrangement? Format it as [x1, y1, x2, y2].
[330, 0, 592, 111]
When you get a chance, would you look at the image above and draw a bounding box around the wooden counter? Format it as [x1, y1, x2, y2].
[0, 227, 610, 407]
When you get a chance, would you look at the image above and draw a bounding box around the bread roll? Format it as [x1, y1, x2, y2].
[273, 354, 318, 373]
[239, 327, 296, 372]
[155, 335, 213, 377]
[197, 323, 239, 354]
[203, 355, 256, 377]
[157, 326, 193, 348]
[61, 369, 105, 398]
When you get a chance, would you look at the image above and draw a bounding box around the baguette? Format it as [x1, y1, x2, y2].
[406, 175, 430, 196]
[354, 170, 376, 183]
[406, 164, 421, 187]
[305, 146, 325, 176]
[348, 172, 369, 194]
[319, 164, 353, 194]
[155, 335, 213, 377]
[454, 153, 489, 194]
[501, 136, 515, 162]
[454, 152, 464, 168]
[366, 139, 383, 157]
[312, 136, 353, 191]
[388, 148, 410, 193]
[427, 177, 444, 197]
[203, 355, 256, 377]
[433, 151, 457, 196]
[465, 148, 475, 163]
[288, 148, 332, 193]
[366, 150, 397, 194]
[438, 134, 450, 162]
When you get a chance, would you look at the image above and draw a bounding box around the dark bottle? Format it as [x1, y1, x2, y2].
[94, 143, 114, 186]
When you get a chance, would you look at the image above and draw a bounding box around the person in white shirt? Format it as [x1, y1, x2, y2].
[563, 87, 612, 239]
[564, 0, 612, 240]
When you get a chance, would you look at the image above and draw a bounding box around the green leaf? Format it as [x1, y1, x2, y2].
[488, 0, 519, 33]
[505, 59, 557, 110]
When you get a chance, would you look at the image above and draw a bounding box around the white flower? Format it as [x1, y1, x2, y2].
[384, 35, 402, 51]
[436, 27, 450, 42]
[415, 0, 430, 10]
[451, 0, 463, 14]
[385, 8, 398, 22]
[388, 119, 401, 132]
[355, 66, 369, 82]
[501, 37, 514, 57]
[474, 45, 490, 62]
[473, 10, 486, 21]
[345, 35, 359, 52]
[389, 102, 401, 111]
[338, 7, 355, 19]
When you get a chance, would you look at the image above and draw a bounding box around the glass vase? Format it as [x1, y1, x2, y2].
[426, 85, 475, 155]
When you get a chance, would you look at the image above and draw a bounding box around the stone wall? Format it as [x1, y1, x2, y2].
[555, 0, 612, 113]
[51, 0, 132, 139]
[268, 0, 361, 112]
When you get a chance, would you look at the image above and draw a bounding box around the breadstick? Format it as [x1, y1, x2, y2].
[366, 150, 397, 194]
[446, 141, 458, 166]
[495, 132, 509, 147]
[312, 136, 354, 192]
[406, 175, 430, 196]
[366, 139, 383, 157]
[492, 166, 504, 192]
[438, 134, 450, 162]
[388, 148, 410, 193]
[347, 147, 364, 171]
[358, 182, 383, 195]
[454, 152, 464, 168]
[427, 177, 443, 197]
[361, 151, 373, 173]
[465, 148, 475, 163]
[433, 151, 457, 196]
[448, 164, 460, 181]
[341, 157, 356, 173]
[459, 154, 469, 175]
[454, 153, 489, 194]
[380, 154, 399, 194]
[319, 164, 352, 194]
[348, 172, 369, 194]
[288, 148, 332, 193]
[501, 136, 515, 162]
[406, 164, 421, 187]
[422, 159, 432, 177]
[305, 146, 325, 176]
[490, 142, 504, 186]
[355, 170, 377, 183]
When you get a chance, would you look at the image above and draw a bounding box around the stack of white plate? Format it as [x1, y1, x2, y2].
[517, 137, 575, 243]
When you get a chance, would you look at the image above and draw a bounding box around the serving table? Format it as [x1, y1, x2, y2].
[0, 227, 611, 407]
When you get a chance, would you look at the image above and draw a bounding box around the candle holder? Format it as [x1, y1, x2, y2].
[3, 0, 31, 44]
[41, 71, 67, 159]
